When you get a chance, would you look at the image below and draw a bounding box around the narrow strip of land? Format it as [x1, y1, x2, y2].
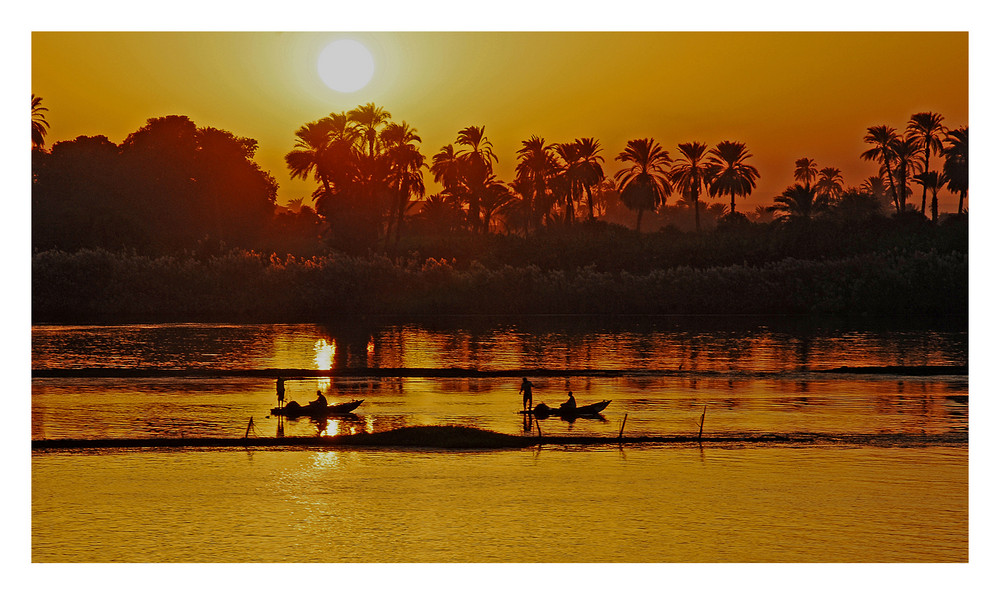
[31, 426, 969, 451]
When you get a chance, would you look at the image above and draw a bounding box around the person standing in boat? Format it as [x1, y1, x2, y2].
[276, 376, 285, 407]
[519, 378, 534, 411]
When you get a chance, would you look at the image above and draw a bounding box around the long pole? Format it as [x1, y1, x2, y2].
[245, 416, 254, 439]
[698, 406, 706, 443]
[618, 414, 628, 443]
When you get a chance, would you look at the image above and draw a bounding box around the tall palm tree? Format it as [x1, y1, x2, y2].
[570, 138, 605, 221]
[614, 138, 672, 232]
[348, 103, 392, 158]
[914, 171, 946, 223]
[455, 125, 498, 232]
[906, 112, 946, 216]
[669, 142, 711, 232]
[891, 136, 921, 214]
[942, 126, 968, 214]
[380, 121, 426, 247]
[431, 144, 464, 193]
[31, 94, 49, 150]
[555, 141, 584, 223]
[769, 183, 824, 222]
[861, 125, 901, 213]
[706, 140, 759, 216]
[514, 135, 558, 230]
[815, 167, 844, 205]
[793, 157, 818, 189]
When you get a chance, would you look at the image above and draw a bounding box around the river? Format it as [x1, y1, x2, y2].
[30, 317, 968, 563]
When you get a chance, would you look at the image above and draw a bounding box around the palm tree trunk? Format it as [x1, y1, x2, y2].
[692, 187, 701, 232]
[585, 185, 595, 221]
[883, 156, 899, 213]
[959, 191, 966, 214]
[636, 208, 644, 232]
[920, 146, 930, 215]
[931, 188, 939, 223]
[730, 190, 736, 215]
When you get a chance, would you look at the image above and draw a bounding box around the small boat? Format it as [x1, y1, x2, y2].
[271, 399, 364, 418]
[524, 400, 611, 419]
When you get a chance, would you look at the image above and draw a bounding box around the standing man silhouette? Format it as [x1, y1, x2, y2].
[276, 376, 285, 408]
[519, 377, 534, 412]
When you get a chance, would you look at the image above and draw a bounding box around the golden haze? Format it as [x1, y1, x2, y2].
[31, 31, 968, 212]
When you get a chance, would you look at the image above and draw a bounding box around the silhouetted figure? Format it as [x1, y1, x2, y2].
[560, 391, 576, 412]
[519, 378, 534, 411]
[310, 390, 328, 409]
[276, 376, 285, 407]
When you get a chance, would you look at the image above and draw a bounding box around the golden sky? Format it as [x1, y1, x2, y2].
[31, 31, 968, 211]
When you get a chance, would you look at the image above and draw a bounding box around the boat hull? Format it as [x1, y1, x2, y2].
[271, 399, 364, 418]
[523, 400, 611, 419]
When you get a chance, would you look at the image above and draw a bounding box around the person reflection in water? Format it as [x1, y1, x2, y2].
[519, 378, 534, 411]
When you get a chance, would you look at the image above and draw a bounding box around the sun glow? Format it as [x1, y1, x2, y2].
[314, 339, 335, 391]
[317, 39, 374, 93]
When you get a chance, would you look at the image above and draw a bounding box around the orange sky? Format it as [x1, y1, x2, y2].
[31, 31, 968, 212]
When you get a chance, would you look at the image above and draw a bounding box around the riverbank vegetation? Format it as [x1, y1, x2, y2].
[30, 97, 968, 322]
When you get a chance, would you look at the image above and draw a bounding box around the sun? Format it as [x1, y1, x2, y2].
[317, 39, 375, 93]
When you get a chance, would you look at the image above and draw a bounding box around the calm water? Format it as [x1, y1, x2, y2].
[31, 318, 969, 562]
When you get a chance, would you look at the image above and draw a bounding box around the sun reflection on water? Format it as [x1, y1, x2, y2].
[314, 339, 335, 391]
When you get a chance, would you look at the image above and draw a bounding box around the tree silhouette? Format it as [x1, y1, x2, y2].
[890, 136, 921, 214]
[348, 102, 392, 159]
[31, 94, 50, 150]
[614, 138, 672, 232]
[379, 121, 426, 248]
[514, 135, 558, 230]
[906, 112, 946, 216]
[914, 171, 946, 223]
[769, 183, 825, 222]
[861, 125, 901, 213]
[942, 126, 968, 214]
[793, 157, 818, 189]
[815, 167, 844, 204]
[707, 140, 759, 216]
[570, 138, 606, 222]
[669, 142, 711, 232]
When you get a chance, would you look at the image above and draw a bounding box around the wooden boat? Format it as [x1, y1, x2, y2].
[271, 399, 364, 418]
[523, 400, 611, 419]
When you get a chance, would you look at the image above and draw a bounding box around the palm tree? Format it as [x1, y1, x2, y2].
[906, 112, 946, 216]
[514, 135, 558, 230]
[570, 138, 605, 221]
[914, 171, 946, 223]
[431, 144, 464, 193]
[861, 125, 901, 213]
[455, 125, 498, 231]
[555, 141, 584, 223]
[32, 94, 49, 150]
[669, 142, 711, 232]
[614, 138, 672, 232]
[769, 183, 824, 222]
[891, 136, 921, 214]
[348, 103, 392, 158]
[793, 157, 818, 189]
[815, 167, 844, 204]
[942, 126, 968, 214]
[379, 121, 426, 247]
[479, 175, 516, 233]
[706, 140, 759, 216]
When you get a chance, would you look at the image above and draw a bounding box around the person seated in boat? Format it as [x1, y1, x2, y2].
[560, 391, 576, 412]
[309, 390, 328, 409]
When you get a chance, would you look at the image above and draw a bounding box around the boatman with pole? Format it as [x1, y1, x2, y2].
[519, 377, 534, 411]
[276, 376, 285, 408]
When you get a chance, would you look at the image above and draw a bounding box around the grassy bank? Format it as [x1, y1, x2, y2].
[32, 246, 967, 322]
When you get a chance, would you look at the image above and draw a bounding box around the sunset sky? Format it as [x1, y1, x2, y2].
[30, 28, 969, 213]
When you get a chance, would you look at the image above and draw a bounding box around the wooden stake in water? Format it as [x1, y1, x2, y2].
[618, 414, 628, 443]
[698, 406, 707, 442]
